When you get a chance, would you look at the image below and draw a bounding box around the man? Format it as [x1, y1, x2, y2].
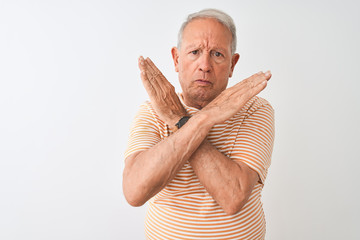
[123, 9, 274, 240]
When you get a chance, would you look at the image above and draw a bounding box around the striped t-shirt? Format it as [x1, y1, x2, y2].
[125, 95, 275, 240]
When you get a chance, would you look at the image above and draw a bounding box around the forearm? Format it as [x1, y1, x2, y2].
[123, 113, 213, 206]
[189, 140, 258, 215]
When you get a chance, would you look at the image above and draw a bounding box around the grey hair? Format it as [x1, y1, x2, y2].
[177, 9, 237, 54]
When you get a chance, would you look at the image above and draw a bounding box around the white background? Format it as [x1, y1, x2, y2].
[1, 0, 359, 239]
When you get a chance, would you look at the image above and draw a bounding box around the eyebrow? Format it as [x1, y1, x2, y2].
[184, 44, 228, 53]
[184, 44, 201, 51]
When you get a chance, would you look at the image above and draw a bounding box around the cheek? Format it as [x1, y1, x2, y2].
[220, 63, 233, 77]
[179, 58, 191, 69]
[213, 65, 231, 88]
[178, 61, 193, 78]
[215, 64, 231, 77]
[177, 66, 189, 86]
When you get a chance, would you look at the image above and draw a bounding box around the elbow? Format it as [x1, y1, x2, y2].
[222, 195, 248, 215]
[122, 177, 147, 207]
[123, 166, 147, 207]
[223, 204, 243, 216]
[125, 195, 146, 207]
[123, 185, 147, 207]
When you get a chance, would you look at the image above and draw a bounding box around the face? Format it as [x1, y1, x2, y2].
[172, 18, 239, 109]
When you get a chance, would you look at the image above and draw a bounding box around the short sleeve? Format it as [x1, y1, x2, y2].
[231, 101, 275, 184]
[124, 102, 162, 159]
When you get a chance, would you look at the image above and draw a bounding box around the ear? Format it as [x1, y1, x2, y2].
[171, 47, 179, 72]
[229, 53, 240, 78]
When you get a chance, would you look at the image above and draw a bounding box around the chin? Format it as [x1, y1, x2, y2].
[192, 89, 217, 104]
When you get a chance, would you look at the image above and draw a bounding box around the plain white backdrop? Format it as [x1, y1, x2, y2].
[1, 0, 359, 239]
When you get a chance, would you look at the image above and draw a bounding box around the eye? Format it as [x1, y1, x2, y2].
[190, 50, 199, 55]
[213, 51, 223, 57]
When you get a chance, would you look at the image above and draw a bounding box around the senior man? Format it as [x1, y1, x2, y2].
[123, 9, 274, 240]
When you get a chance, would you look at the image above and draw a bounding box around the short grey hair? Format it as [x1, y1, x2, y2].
[177, 9, 237, 54]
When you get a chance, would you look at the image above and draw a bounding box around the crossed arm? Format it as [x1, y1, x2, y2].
[122, 57, 272, 215]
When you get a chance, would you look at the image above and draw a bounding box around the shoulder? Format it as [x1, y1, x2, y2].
[224, 97, 274, 125]
[136, 100, 167, 131]
[132, 101, 159, 124]
[138, 101, 159, 118]
[138, 100, 153, 112]
[239, 96, 273, 118]
[245, 96, 273, 112]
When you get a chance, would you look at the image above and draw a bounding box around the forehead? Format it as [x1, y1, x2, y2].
[181, 18, 232, 50]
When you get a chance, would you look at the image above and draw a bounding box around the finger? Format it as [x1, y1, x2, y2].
[138, 56, 147, 75]
[228, 71, 270, 101]
[253, 71, 271, 84]
[245, 70, 272, 88]
[138, 56, 160, 89]
[139, 57, 169, 103]
[145, 57, 169, 85]
[144, 58, 177, 100]
[138, 56, 156, 93]
[141, 57, 163, 91]
[247, 71, 271, 96]
[145, 58, 162, 77]
[263, 70, 272, 81]
[251, 78, 268, 96]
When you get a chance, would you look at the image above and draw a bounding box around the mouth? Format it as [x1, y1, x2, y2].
[195, 79, 212, 86]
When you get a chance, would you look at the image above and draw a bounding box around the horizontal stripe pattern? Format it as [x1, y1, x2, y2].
[125, 95, 274, 239]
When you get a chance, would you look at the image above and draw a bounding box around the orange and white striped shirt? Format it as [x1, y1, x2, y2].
[125, 95, 275, 240]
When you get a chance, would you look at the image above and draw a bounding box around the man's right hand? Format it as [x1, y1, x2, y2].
[138, 56, 188, 130]
[201, 71, 272, 125]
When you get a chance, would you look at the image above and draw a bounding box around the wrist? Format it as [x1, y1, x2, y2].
[195, 110, 216, 128]
[190, 112, 214, 132]
[170, 112, 213, 134]
[171, 115, 190, 133]
[175, 116, 191, 129]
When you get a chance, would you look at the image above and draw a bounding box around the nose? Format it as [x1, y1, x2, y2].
[198, 53, 211, 73]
